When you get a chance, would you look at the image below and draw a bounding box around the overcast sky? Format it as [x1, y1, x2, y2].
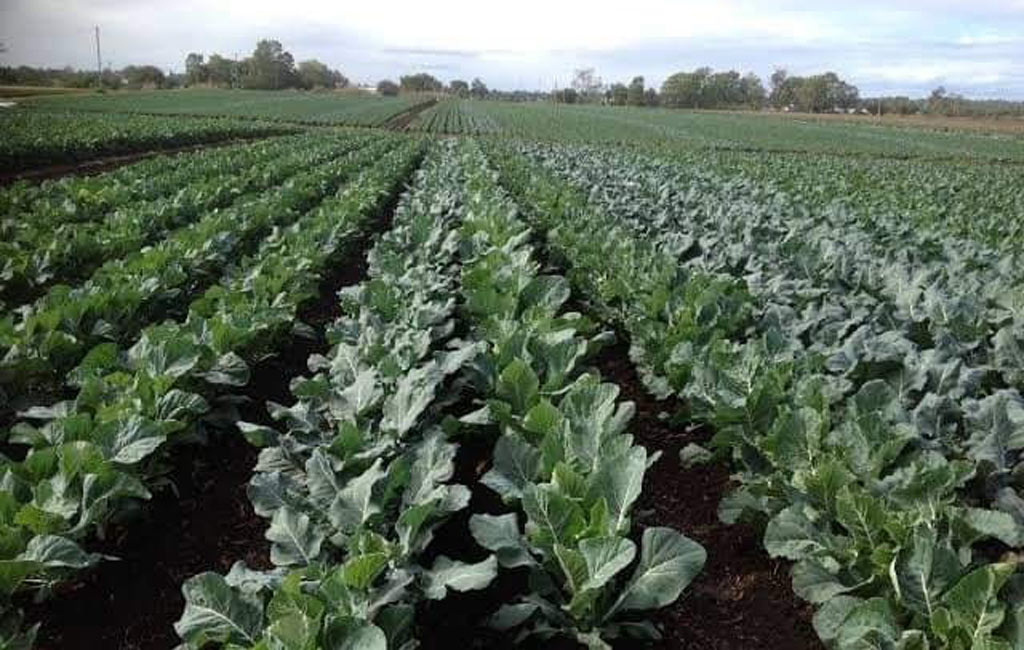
[2, 0, 1023, 98]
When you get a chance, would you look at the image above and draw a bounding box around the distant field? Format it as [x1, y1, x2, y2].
[759, 108, 1024, 136]
[465, 101, 1024, 161]
[22, 88, 430, 126]
[3, 80, 1024, 650]
[0, 85, 91, 98]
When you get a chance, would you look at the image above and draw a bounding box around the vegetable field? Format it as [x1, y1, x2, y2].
[1, 92, 1022, 650]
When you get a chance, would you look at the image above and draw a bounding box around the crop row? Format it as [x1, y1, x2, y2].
[173, 140, 703, 649]
[486, 141, 1024, 649]
[2, 133, 296, 232]
[0, 135, 422, 647]
[0, 110, 297, 174]
[660, 146, 1024, 256]
[23, 90, 429, 127]
[0, 133, 346, 310]
[409, 100, 501, 135]
[0, 133, 392, 420]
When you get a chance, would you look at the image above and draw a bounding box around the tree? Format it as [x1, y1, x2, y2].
[207, 54, 237, 88]
[122, 65, 166, 88]
[243, 39, 296, 90]
[185, 53, 207, 86]
[768, 69, 857, 112]
[449, 79, 469, 97]
[609, 82, 628, 106]
[470, 77, 488, 99]
[627, 76, 645, 106]
[377, 79, 399, 96]
[297, 59, 347, 89]
[571, 68, 603, 102]
[644, 87, 659, 106]
[740, 73, 766, 109]
[400, 73, 443, 93]
[553, 87, 578, 104]
[661, 68, 709, 108]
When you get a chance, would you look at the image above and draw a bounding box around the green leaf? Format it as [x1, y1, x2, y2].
[520, 275, 570, 314]
[175, 572, 263, 648]
[834, 597, 900, 648]
[938, 562, 1016, 645]
[421, 555, 498, 600]
[469, 513, 534, 568]
[522, 484, 586, 551]
[579, 536, 636, 592]
[380, 363, 443, 436]
[679, 443, 713, 469]
[480, 433, 541, 501]
[16, 534, 103, 569]
[497, 359, 540, 414]
[340, 553, 389, 591]
[329, 459, 386, 534]
[588, 446, 647, 534]
[266, 507, 325, 567]
[322, 618, 387, 650]
[605, 527, 705, 618]
[202, 352, 250, 386]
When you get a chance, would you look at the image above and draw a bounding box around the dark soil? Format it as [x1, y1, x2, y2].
[21, 178, 406, 650]
[385, 98, 439, 131]
[589, 341, 822, 650]
[0, 134, 288, 186]
[23, 427, 269, 650]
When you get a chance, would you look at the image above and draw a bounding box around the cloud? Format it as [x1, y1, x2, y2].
[1, 0, 1023, 97]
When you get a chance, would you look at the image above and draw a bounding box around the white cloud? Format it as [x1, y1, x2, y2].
[1, 0, 1023, 96]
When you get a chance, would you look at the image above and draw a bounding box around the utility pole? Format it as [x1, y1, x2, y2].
[94, 26, 102, 88]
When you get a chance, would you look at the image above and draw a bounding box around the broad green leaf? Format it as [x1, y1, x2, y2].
[266, 507, 325, 567]
[481, 433, 541, 501]
[522, 484, 586, 550]
[421, 555, 497, 600]
[175, 572, 263, 648]
[588, 447, 647, 534]
[322, 618, 387, 650]
[939, 562, 1016, 645]
[605, 527, 705, 618]
[329, 459, 386, 534]
[497, 359, 540, 414]
[380, 363, 443, 436]
[469, 513, 534, 568]
[579, 536, 636, 592]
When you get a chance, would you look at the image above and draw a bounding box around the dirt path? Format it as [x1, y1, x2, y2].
[384, 98, 439, 131]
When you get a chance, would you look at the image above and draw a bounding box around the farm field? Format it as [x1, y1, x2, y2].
[19, 88, 434, 127]
[0, 92, 1022, 650]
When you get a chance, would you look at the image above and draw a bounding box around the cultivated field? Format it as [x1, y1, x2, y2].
[1, 90, 1022, 650]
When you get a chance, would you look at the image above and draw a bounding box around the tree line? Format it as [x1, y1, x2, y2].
[184, 40, 348, 90]
[374, 74, 489, 98]
[553, 67, 860, 113]
[548, 67, 1024, 116]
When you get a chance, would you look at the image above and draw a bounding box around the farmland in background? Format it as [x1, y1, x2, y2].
[1, 89, 1022, 650]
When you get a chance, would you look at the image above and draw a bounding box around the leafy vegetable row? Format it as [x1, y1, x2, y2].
[0, 137, 422, 649]
[0, 133, 384, 417]
[486, 141, 1024, 650]
[656, 146, 1024, 255]
[177, 140, 489, 650]
[175, 139, 705, 650]
[1, 133, 293, 234]
[409, 100, 500, 135]
[0, 133, 347, 311]
[452, 139, 705, 649]
[0, 110, 297, 173]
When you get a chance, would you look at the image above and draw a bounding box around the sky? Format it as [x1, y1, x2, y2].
[2, 0, 1023, 99]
